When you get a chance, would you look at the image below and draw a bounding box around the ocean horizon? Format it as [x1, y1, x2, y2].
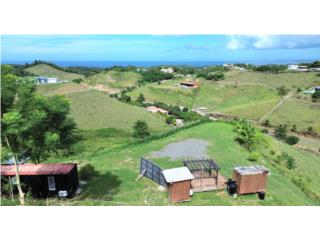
[2, 59, 318, 68]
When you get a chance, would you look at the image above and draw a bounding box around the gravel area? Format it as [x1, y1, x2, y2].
[150, 139, 210, 161]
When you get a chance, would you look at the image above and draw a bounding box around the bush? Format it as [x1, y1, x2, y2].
[165, 115, 176, 125]
[248, 151, 261, 162]
[234, 120, 257, 150]
[312, 91, 320, 102]
[285, 135, 299, 145]
[275, 124, 287, 140]
[276, 152, 296, 170]
[79, 164, 98, 181]
[263, 119, 271, 127]
[72, 78, 83, 84]
[276, 86, 289, 97]
[133, 120, 150, 138]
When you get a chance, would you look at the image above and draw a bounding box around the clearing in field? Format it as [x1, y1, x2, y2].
[24, 64, 84, 80]
[66, 90, 170, 131]
[84, 70, 142, 92]
[37, 82, 89, 96]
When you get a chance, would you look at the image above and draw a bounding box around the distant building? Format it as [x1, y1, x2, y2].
[146, 106, 168, 115]
[288, 64, 299, 71]
[180, 81, 200, 89]
[223, 64, 234, 69]
[298, 65, 309, 72]
[303, 86, 320, 94]
[36, 76, 58, 84]
[160, 67, 174, 74]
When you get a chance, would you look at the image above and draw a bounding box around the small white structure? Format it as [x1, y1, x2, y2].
[36, 76, 58, 84]
[47, 77, 58, 84]
[175, 119, 184, 127]
[146, 106, 168, 114]
[223, 64, 234, 69]
[298, 65, 309, 72]
[288, 64, 299, 71]
[162, 167, 194, 183]
[160, 67, 174, 74]
[303, 86, 320, 94]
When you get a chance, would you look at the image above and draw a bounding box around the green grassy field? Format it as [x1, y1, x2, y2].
[24, 64, 84, 80]
[37, 82, 89, 96]
[66, 90, 170, 132]
[267, 97, 320, 133]
[3, 121, 319, 206]
[84, 70, 142, 89]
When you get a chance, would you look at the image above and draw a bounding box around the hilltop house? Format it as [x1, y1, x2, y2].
[288, 64, 299, 71]
[160, 67, 174, 74]
[146, 106, 168, 115]
[37, 76, 58, 84]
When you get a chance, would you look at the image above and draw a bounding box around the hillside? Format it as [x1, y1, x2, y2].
[84, 70, 142, 93]
[24, 64, 84, 80]
[129, 71, 320, 132]
[6, 121, 318, 206]
[66, 90, 170, 132]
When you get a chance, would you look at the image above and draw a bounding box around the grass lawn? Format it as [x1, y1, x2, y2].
[224, 71, 320, 91]
[84, 70, 142, 89]
[5, 122, 318, 206]
[267, 97, 320, 133]
[37, 82, 89, 96]
[24, 64, 84, 80]
[66, 90, 170, 132]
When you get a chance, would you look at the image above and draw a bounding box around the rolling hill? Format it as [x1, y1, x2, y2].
[24, 64, 84, 80]
[84, 70, 142, 93]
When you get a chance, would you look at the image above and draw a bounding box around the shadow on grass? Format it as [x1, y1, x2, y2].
[79, 171, 122, 201]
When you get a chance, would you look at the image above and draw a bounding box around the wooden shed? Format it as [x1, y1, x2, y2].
[1, 163, 79, 198]
[232, 166, 269, 195]
[162, 167, 194, 203]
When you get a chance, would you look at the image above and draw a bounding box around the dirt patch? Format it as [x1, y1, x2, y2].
[150, 139, 210, 161]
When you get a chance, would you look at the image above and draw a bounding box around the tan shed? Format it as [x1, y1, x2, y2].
[162, 167, 194, 203]
[232, 166, 269, 195]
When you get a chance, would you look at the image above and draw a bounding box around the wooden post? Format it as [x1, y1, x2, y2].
[8, 176, 14, 200]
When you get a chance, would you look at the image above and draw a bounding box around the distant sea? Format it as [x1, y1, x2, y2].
[2, 59, 318, 68]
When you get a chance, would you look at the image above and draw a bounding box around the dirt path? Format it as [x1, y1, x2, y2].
[258, 93, 292, 123]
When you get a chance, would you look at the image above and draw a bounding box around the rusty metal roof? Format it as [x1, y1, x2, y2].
[1, 163, 76, 176]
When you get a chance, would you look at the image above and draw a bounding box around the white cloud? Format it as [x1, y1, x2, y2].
[226, 35, 320, 50]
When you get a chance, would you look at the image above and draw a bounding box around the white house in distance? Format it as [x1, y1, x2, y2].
[160, 67, 174, 74]
[146, 106, 168, 115]
[36, 76, 58, 84]
[288, 64, 299, 71]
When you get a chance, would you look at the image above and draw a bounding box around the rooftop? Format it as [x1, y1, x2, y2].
[162, 167, 194, 183]
[1, 163, 76, 176]
[234, 165, 268, 175]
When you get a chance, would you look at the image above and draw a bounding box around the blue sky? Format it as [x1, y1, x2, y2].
[1, 35, 320, 63]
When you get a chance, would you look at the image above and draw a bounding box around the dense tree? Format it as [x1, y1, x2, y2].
[234, 120, 257, 150]
[1, 79, 78, 204]
[165, 115, 176, 125]
[1, 65, 18, 115]
[133, 120, 150, 138]
[254, 65, 287, 73]
[139, 70, 173, 83]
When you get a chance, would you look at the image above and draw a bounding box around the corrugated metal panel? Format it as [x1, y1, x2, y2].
[1, 163, 76, 176]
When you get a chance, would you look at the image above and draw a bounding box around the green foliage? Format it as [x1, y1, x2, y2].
[119, 94, 131, 103]
[276, 85, 289, 97]
[276, 152, 296, 170]
[140, 69, 173, 83]
[1, 81, 79, 163]
[234, 119, 257, 150]
[133, 120, 150, 138]
[1, 70, 18, 115]
[136, 93, 145, 103]
[254, 64, 287, 73]
[79, 163, 99, 181]
[72, 78, 83, 84]
[248, 151, 261, 162]
[311, 91, 320, 101]
[197, 71, 225, 81]
[263, 119, 271, 127]
[291, 124, 297, 132]
[275, 124, 287, 140]
[285, 135, 299, 145]
[165, 115, 176, 125]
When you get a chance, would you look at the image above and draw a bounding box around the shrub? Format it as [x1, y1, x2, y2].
[136, 93, 145, 103]
[79, 164, 99, 181]
[276, 86, 289, 97]
[133, 120, 150, 138]
[234, 120, 257, 150]
[285, 135, 299, 145]
[275, 124, 287, 140]
[263, 119, 271, 127]
[72, 78, 82, 84]
[248, 151, 261, 162]
[312, 91, 320, 102]
[291, 124, 297, 132]
[165, 115, 176, 125]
